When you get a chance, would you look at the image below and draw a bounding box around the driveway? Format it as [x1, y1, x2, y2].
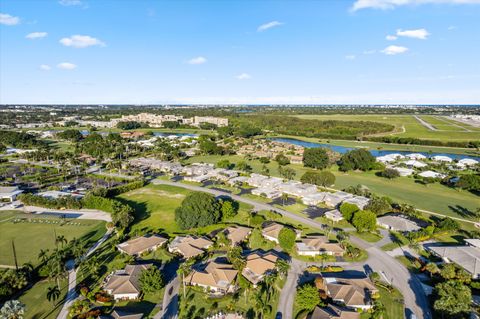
[276, 259, 303, 319]
[153, 179, 432, 319]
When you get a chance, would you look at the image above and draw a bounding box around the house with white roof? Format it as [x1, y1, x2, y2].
[458, 158, 478, 167]
[0, 186, 23, 202]
[426, 240, 480, 279]
[377, 214, 421, 232]
[392, 167, 415, 177]
[403, 160, 428, 168]
[227, 176, 249, 186]
[302, 192, 328, 206]
[323, 192, 353, 208]
[406, 153, 427, 160]
[324, 209, 344, 222]
[418, 171, 446, 179]
[279, 182, 317, 198]
[247, 174, 269, 188]
[432, 155, 453, 163]
[251, 187, 282, 199]
[342, 196, 370, 209]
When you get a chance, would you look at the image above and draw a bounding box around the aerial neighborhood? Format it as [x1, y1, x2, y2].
[0, 104, 479, 319]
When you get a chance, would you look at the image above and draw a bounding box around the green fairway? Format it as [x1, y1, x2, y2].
[0, 213, 106, 266]
[293, 114, 480, 141]
[19, 278, 68, 319]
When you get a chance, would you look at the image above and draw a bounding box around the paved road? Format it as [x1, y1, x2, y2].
[56, 230, 112, 319]
[414, 115, 437, 131]
[153, 179, 432, 319]
[276, 259, 303, 319]
[156, 276, 180, 319]
[0, 202, 112, 222]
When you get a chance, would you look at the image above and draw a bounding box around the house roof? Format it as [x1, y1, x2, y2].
[103, 264, 151, 296]
[117, 234, 168, 255]
[296, 236, 345, 255]
[325, 277, 377, 307]
[224, 226, 252, 245]
[377, 215, 421, 232]
[307, 305, 360, 319]
[184, 260, 238, 289]
[242, 251, 278, 284]
[111, 309, 143, 319]
[428, 244, 480, 278]
[169, 236, 213, 258]
[261, 222, 284, 240]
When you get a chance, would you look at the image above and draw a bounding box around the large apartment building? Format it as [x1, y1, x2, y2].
[109, 113, 228, 127]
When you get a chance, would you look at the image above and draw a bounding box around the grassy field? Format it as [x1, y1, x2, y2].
[186, 154, 479, 221]
[293, 114, 480, 141]
[0, 212, 106, 266]
[352, 231, 383, 243]
[19, 278, 68, 319]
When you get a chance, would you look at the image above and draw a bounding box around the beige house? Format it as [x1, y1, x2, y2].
[117, 234, 168, 256]
[307, 305, 360, 319]
[261, 222, 299, 244]
[242, 251, 279, 285]
[103, 264, 151, 300]
[184, 260, 238, 294]
[223, 226, 252, 246]
[296, 236, 345, 257]
[168, 236, 213, 259]
[317, 277, 378, 310]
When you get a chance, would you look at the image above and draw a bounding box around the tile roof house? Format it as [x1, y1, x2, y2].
[317, 276, 378, 310]
[184, 260, 238, 294]
[242, 251, 279, 285]
[296, 236, 345, 257]
[103, 264, 152, 300]
[307, 305, 360, 319]
[261, 222, 300, 244]
[168, 236, 213, 259]
[223, 226, 252, 246]
[117, 234, 168, 256]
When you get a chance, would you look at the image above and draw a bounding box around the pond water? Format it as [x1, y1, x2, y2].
[153, 132, 197, 137]
[270, 137, 480, 161]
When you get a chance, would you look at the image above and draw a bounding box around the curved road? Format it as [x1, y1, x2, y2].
[153, 179, 431, 319]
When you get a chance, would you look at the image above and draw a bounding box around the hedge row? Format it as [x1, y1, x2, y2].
[364, 136, 480, 149]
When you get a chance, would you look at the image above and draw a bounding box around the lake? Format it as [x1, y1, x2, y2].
[270, 137, 480, 161]
[153, 132, 197, 137]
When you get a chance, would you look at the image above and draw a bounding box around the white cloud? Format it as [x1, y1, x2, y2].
[59, 0, 83, 6]
[0, 13, 20, 26]
[187, 56, 207, 65]
[57, 62, 77, 70]
[257, 21, 283, 32]
[26, 32, 48, 39]
[39, 64, 51, 71]
[386, 35, 398, 40]
[351, 0, 480, 11]
[363, 50, 376, 54]
[60, 35, 105, 48]
[235, 73, 252, 80]
[381, 45, 409, 55]
[396, 28, 430, 39]
[345, 55, 356, 60]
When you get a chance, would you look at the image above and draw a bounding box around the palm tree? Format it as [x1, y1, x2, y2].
[84, 256, 100, 280]
[281, 193, 289, 206]
[178, 261, 192, 299]
[425, 262, 440, 278]
[254, 292, 271, 318]
[46, 285, 61, 305]
[0, 300, 25, 319]
[56, 235, 67, 248]
[275, 259, 289, 279]
[262, 273, 277, 302]
[38, 249, 49, 264]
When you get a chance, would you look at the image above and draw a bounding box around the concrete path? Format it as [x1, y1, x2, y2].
[56, 230, 112, 319]
[153, 179, 432, 319]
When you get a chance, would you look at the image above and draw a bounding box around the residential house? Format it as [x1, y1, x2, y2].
[302, 192, 328, 206]
[405, 153, 427, 160]
[183, 260, 238, 294]
[403, 160, 428, 169]
[261, 222, 299, 244]
[99, 308, 143, 319]
[0, 186, 23, 202]
[296, 236, 345, 257]
[432, 155, 453, 163]
[377, 214, 421, 232]
[317, 276, 378, 310]
[342, 196, 370, 210]
[323, 192, 352, 208]
[426, 240, 480, 279]
[251, 187, 282, 199]
[242, 251, 279, 285]
[223, 226, 252, 246]
[117, 234, 168, 256]
[392, 167, 415, 177]
[418, 170, 446, 179]
[103, 264, 152, 300]
[324, 209, 344, 222]
[168, 236, 213, 259]
[307, 305, 360, 319]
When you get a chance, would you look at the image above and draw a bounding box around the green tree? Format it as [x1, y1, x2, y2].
[221, 200, 238, 220]
[351, 210, 377, 232]
[440, 263, 457, 280]
[434, 280, 472, 316]
[227, 246, 246, 270]
[279, 166, 296, 179]
[302, 148, 330, 169]
[380, 168, 400, 179]
[365, 196, 392, 216]
[278, 227, 296, 251]
[175, 192, 221, 229]
[425, 262, 440, 278]
[275, 259, 290, 278]
[300, 171, 335, 187]
[275, 154, 290, 166]
[296, 283, 321, 312]
[338, 148, 376, 172]
[339, 202, 360, 222]
[116, 121, 142, 130]
[139, 267, 164, 294]
[237, 161, 252, 172]
[216, 159, 233, 169]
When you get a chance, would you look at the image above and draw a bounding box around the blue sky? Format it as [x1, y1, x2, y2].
[1, 0, 479, 104]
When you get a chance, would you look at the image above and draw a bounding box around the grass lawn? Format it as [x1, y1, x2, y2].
[0, 212, 106, 266]
[377, 286, 405, 319]
[352, 231, 383, 243]
[19, 278, 68, 319]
